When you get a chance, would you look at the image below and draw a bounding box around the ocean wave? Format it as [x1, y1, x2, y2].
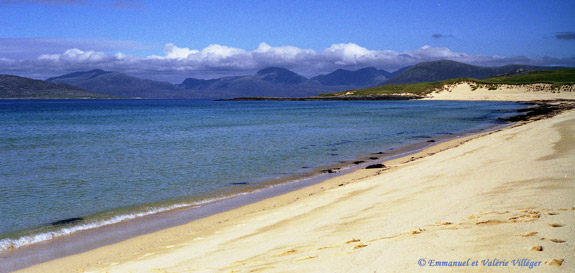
[0, 195, 239, 252]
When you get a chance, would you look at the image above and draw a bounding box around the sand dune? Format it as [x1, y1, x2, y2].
[427, 83, 575, 101]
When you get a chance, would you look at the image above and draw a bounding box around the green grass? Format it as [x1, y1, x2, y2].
[319, 78, 473, 96]
[320, 69, 575, 97]
[476, 69, 575, 89]
[479, 69, 575, 84]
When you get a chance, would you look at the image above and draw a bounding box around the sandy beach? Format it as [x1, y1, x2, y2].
[426, 83, 575, 101]
[14, 89, 575, 272]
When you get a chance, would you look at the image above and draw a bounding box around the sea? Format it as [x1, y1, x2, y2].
[0, 99, 527, 252]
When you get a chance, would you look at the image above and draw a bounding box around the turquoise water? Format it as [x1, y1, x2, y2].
[0, 99, 525, 250]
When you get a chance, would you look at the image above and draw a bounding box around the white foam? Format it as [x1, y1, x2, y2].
[0, 194, 241, 252]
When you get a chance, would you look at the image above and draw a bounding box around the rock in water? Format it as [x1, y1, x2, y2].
[365, 163, 386, 169]
[51, 217, 83, 226]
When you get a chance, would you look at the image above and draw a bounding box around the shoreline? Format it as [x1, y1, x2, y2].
[0, 100, 527, 255]
[0, 107, 511, 272]
[5, 98, 575, 272]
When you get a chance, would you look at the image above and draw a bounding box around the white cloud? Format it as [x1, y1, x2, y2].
[322, 43, 374, 65]
[156, 43, 199, 60]
[411, 45, 471, 61]
[1, 41, 574, 82]
[38, 48, 112, 63]
[253, 42, 315, 61]
[114, 52, 127, 60]
[193, 44, 253, 69]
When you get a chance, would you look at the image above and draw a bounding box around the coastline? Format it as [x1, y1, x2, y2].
[0, 108, 509, 272]
[6, 94, 575, 272]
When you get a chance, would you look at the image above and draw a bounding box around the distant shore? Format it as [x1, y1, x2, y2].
[426, 82, 575, 101]
[217, 94, 424, 101]
[11, 87, 575, 272]
[226, 82, 575, 102]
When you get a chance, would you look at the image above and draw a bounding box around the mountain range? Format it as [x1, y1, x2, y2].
[1, 60, 571, 99]
[0, 74, 118, 99]
[46, 69, 188, 99]
[178, 67, 337, 98]
[380, 60, 567, 86]
[310, 67, 391, 88]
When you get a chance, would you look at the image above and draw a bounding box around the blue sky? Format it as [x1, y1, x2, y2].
[1, 0, 574, 82]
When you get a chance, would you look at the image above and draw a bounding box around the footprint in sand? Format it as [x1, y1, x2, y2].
[275, 249, 297, 257]
[541, 237, 567, 243]
[530, 245, 543, 251]
[547, 223, 564, 227]
[345, 238, 361, 244]
[475, 219, 505, 225]
[549, 239, 566, 243]
[354, 244, 368, 249]
[519, 231, 538, 237]
[545, 259, 564, 267]
[295, 256, 317, 262]
[545, 212, 558, 215]
[521, 210, 539, 214]
[410, 228, 425, 234]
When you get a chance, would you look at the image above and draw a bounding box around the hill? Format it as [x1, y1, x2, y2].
[14, 61, 572, 99]
[0, 74, 118, 99]
[47, 69, 189, 99]
[321, 69, 575, 97]
[379, 60, 568, 86]
[478, 69, 575, 86]
[40, 66, 416, 99]
[179, 67, 341, 98]
[311, 67, 390, 88]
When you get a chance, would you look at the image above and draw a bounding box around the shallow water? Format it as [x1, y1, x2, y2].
[0, 99, 525, 250]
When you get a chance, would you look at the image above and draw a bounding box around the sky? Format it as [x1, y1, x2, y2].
[1, 0, 574, 82]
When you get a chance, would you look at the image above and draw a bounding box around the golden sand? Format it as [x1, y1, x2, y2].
[426, 82, 575, 101]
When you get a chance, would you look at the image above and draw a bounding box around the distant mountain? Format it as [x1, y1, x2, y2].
[179, 67, 339, 98]
[179, 78, 219, 91]
[0, 74, 117, 99]
[32, 61, 570, 99]
[255, 67, 309, 84]
[379, 60, 568, 86]
[311, 67, 390, 88]
[388, 65, 413, 78]
[47, 69, 189, 98]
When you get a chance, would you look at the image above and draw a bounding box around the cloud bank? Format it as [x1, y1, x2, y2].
[555, 32, 575, 40]
[432, 33, 454, 39]
[0, 38, 153, 59]
[1, 41, 574, 82]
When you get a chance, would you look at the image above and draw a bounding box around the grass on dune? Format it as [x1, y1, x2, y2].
[320, 69, 575, 97]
